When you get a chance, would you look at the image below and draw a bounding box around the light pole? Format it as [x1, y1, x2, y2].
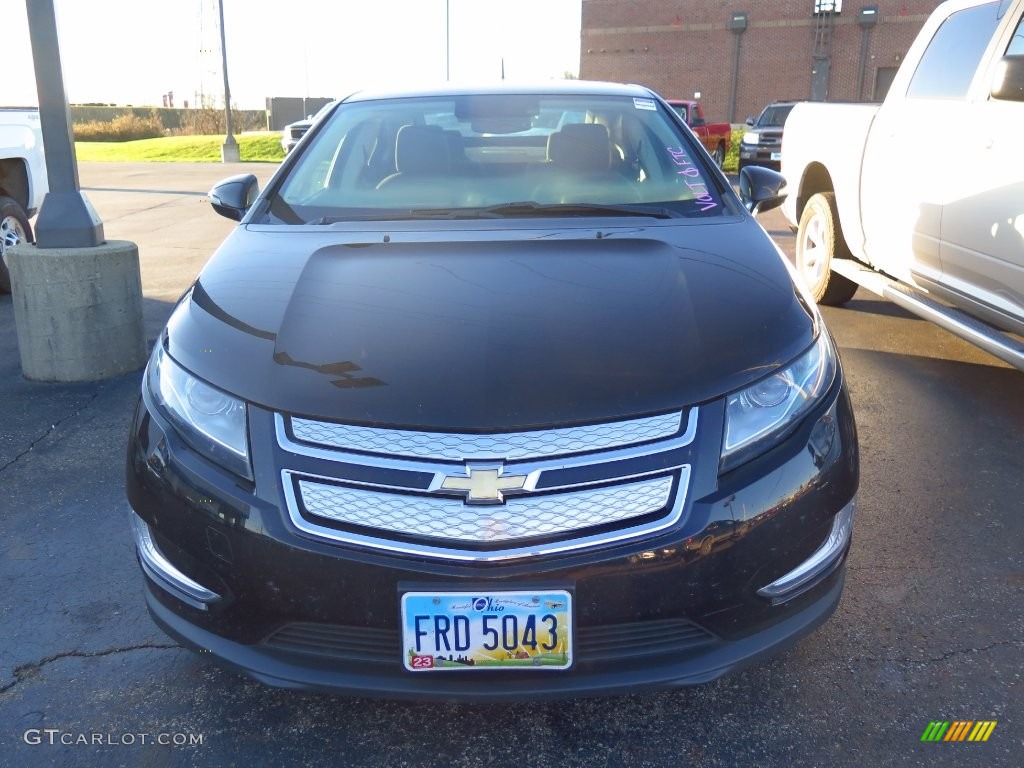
[446, 0, 451, 80]
[218, 0, 239, 162]
[856, 6, 879, 101]
[25, 0, 102, 248]
[11, 0, 146, 381]
[727, 12, 748, 124]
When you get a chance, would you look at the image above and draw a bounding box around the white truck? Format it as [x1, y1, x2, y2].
[781, 0, 1024, 370]
[0, 108, 48, 293]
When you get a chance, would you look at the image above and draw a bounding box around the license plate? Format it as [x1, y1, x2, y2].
[770, 151, 782, 161]
[401, 590, 572, 671]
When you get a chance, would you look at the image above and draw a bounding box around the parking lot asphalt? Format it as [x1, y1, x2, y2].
[1, 163, 1021, 768]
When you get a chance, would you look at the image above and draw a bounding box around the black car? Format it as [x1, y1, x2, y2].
[126, 81, 858, 701]
[738, 101, 797, 173]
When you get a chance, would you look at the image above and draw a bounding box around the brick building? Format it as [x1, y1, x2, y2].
[580, 1, 945, 123]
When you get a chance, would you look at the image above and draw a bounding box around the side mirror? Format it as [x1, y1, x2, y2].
[745, 116, 755, 126]
[739, 166, 788, 215]
[209, 174, 259, 221]
[991, 55, 1024, 102]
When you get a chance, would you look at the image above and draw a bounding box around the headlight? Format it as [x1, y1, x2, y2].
[721, 332, 837, 472]
[742, 131, 760, 145]
[147, 344, 252, 479]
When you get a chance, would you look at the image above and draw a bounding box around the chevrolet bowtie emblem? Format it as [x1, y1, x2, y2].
[441, 466, 528, 505]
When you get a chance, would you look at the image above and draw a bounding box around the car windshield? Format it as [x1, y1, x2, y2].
[266, 93, 724, 223]
[756, 104, 794, 128]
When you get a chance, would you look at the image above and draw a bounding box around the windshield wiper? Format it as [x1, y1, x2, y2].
[308, 209, 479, 224]
[472, 201, 676, 219]
[308, 201, 676, 224]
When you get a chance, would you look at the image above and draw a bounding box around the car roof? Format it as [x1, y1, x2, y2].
[341, 80, 659, 103]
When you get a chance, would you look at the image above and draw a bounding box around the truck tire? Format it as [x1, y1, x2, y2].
[796, 192, 859, 306]
[712, 143, 725, 169]
[0, 196, 33, 294]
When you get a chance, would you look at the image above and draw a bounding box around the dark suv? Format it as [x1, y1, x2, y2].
[126, 82, 858, 701]
[738, 101, 797, 173]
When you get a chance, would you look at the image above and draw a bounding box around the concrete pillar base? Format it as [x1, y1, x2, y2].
[221, 140, 241, 163]
[8, 240, 147, 381]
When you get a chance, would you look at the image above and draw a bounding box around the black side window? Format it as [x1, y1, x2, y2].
[906, 2, 1001, 99]
[1007, 14, 1024, 55]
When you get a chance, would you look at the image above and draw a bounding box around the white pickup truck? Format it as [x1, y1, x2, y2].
[0, 108, 48, 293]
[781, 0, 1024, 370]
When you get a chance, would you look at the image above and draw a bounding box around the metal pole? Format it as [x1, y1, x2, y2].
[728, 33, 743, 124]
[446, 0, 450, 81]
[25, 0, 103, 248]
[217, 0, 239, 161]
[856, 27, 872, 100]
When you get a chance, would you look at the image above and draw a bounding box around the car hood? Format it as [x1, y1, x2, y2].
[165, 221, 815, 430]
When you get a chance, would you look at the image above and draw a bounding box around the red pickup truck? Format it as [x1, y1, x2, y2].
[666, 100, 731, 168]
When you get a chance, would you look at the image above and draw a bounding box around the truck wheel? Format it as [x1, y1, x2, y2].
[712, 143, 725, 169]
[796, 192, 859, 305]
[0, 196, 33, 294]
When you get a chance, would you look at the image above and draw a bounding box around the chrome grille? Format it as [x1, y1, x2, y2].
[276, 409, 698, 561]
[297, 475, 674, 543]
[289, 410, 683, 461]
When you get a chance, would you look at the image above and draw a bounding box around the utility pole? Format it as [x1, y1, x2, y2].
[218, 0, 239, 162]
[446, 0, 451, 80]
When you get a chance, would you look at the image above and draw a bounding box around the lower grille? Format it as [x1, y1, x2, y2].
[578, 618, 717, 662]
[263, 623, 396, 664]
[261, 618, 718, 665]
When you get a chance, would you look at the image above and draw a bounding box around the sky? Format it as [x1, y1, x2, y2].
[7, 0, 583, 110]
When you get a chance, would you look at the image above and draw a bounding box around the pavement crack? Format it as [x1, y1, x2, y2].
[915, 639, 1022, 665]
[0, 642, 180, 694]
[0, 391, 101, 475]
[881, 638, 1023, 667]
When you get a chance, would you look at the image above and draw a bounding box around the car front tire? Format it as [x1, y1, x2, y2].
[795, 192, 859, 306]
[712, 143, 725, 169]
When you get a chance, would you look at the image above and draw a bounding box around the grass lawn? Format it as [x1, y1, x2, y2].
[76, 133, 285, 163]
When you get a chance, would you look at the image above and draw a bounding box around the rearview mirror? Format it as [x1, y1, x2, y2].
[739, 166, 788, 215]
[209, 174, 259, 221]
[991, 55, 1024, 102]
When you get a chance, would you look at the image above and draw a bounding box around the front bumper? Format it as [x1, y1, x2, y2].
[140, 557, 845, 701]
[126, 375, 858, 701]
[739, 145, 781, 170]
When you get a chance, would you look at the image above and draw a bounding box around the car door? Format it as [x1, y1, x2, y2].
[859, 1, 1004, 285]
[937, 5, 1024, 329]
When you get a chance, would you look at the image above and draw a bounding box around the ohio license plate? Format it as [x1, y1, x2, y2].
[770, 151, 782, 161]
[401, 590, 572, 671]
